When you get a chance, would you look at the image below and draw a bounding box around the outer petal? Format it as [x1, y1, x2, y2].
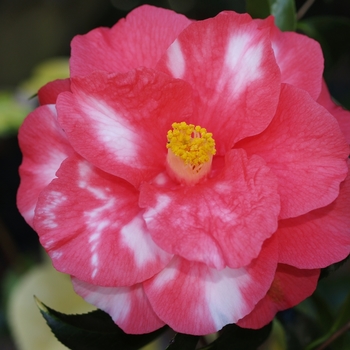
[34, 154, 172, 286]
[57, 68, 193, 188]
[38, 78, 71, 105]
[237, 264, 320, 329]
[276, 163, 350, 269]
[140, 149, 280, 269]
[70, 5, 191, 76]
[144, 236, 278, 335]
[317, 80, 350, 143]
[72, 278, 164, 334]
[156, 11, 281, 154]
[258, 16, 323, 100]
[240, 83, 349, 219]
[17, 105, 73, 227]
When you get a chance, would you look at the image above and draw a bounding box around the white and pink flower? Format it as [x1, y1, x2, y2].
[17, 5, 350, 335]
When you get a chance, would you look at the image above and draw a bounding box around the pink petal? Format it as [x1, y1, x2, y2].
[70, 5, 191, 77]
[34, 154, 172, 286]
[140, 149, 280, 269]
[17, 105, 73, 227]
[72, 278, 164, 334]
[258, 16, 323, 100]
[144, 236, 278, 335]
[57, 68, 193, 188]
[317, 80, 350, 144]
[156, 11, 281, 154]
[237, 264, 320, 329]
[240, 83, 349, 219]
[277, 163, 350, 269]
[38, 78, 71, 105]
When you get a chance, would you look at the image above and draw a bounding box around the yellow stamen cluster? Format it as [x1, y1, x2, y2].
[166, 122, 216, 166]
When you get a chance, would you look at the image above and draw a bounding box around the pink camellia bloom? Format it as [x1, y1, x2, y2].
[17, 5, 350, 335]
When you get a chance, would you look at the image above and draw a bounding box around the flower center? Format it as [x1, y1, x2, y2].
[166, 122, 216, 185]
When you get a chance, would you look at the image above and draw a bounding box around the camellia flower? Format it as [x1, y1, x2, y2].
[17, 5, 350, 335]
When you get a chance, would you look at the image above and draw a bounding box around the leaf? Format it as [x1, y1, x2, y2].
[246, 0, 270, 20]
[309, 292, 334, 331]
[305, 293, 350, 349]
[20, 58, 69, 96]
[35, 297, 166, 350]
[246, 0, 296, 31]
[297, 17, 350, 71]
[0, 90, 32, 136]
[268, 0, 296, 31]
[200, 322, 273, 350]
[277, 308, 323, 349]
[319, 255, 350, 280]
[166, 333, 200, 349]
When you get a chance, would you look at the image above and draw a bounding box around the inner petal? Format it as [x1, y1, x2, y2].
[140, 149, 280, 269]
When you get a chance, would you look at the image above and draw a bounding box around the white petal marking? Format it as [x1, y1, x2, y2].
[41, 191, 67, 229]
[110, 287, 132, 322]
[150, 259, 179, 289]
[85, 207, 113, 279]
[152, 172, 168, 186]
[143, 194, 171, 224]
[45, 240, 54, 248]
[220, 33, 263, 95]
[77, 283, 131, 323]
[23, 208, 35, 225]
[271, 41, 280, 58]
[77, 161, 116, 279]
[51, 251, 62, 259]
[214, 182, 233, 195]
[78, 161, 91, 182]
[47, 104, 57, 115]
[91, 252, 99, 278]
[167, 40, 185, 79]
[80, 97, 139, 165]
[121, 214, 162, 268]
[214, 206, 238, 224]
[206, 267, 250, 328]
[89, 233, 100, 242]
[91, 253, 98, 265]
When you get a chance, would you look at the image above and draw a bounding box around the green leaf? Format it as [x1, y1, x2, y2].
[246, 0, 270, 20]
[268, 0, 296, 31]
[246, 0, 296, 31]
[35, 297, 166, 350]
[20, 58, 69, 96]
[0, 90, 32, 136]
[305, 293, 350, 349]
[319, 255, 350, 281]
[309, 292, 334, 331]
[297, 17, 350, 72]
[200, 322, 273, 350]
[277, 308, 323, 349]
[166, 333, 200, 349]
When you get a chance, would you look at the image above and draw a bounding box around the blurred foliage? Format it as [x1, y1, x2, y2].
[247, 0, 296, 31]
[20, 58, 69, 97]
[0, 58, 69, 137]
[0, 91, 32, 136]
[297, 15, 350, 108]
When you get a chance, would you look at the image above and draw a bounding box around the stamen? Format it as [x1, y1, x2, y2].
[166, 122, 216, 185]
